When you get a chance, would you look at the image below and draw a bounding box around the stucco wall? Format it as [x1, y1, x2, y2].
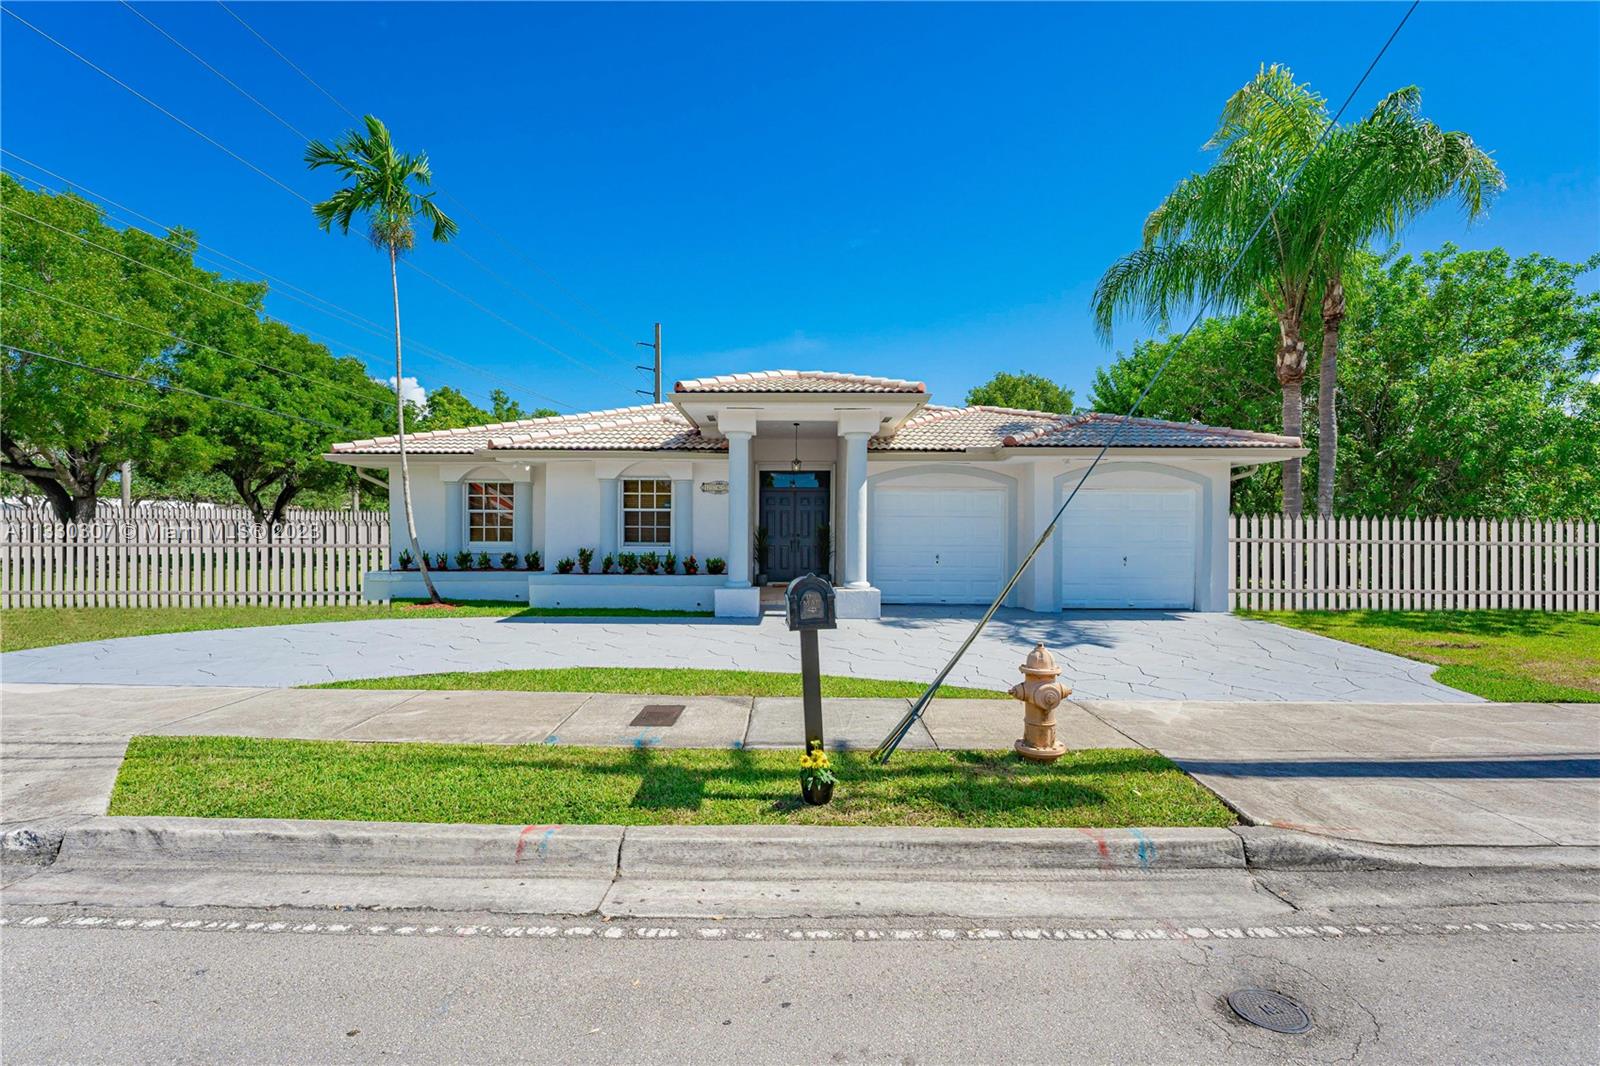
[385, 452, 1236, 612]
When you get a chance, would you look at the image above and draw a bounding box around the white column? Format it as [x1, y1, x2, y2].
[842, 431, 871, 588]
[724, 431, 753, 586]
[598, 478, 619, 561]
[671, 479, 693, 559]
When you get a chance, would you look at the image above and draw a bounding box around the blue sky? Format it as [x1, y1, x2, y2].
[4, 2, 1596, 417]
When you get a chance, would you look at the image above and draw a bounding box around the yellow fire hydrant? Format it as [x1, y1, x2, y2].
[1010, 643, 1071, 763]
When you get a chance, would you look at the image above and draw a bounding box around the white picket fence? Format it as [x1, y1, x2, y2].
[1230, 516, 1599, 611]
[1, 517, 390, 608]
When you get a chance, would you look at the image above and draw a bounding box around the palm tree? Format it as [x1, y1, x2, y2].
[1093, 66, 1501, 517]
[1216, 78, 1504, 515]
[1094, 66, 1326, 515]
[306, 115, 457, 602]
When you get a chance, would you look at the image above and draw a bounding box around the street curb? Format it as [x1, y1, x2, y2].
[620, 825, 1245, 878]
[49, 817, 624, 878]
[11, 819, 1597, 886]
[1, 824, 69, 867]
[1233, 826, 1600, 871]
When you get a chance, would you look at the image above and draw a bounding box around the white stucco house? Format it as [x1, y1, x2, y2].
[324, 369, 1303, 618]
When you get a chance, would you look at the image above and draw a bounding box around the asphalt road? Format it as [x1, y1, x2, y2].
[4, 902, 1597, 1064]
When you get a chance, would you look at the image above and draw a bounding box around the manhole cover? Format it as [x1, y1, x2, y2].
[1226, 989, 1312, 1034]
[630, 704, 685, 727]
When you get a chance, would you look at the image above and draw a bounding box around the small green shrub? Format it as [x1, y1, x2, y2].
[577, 547, 594, 574]
[556, 557, 576, 574]
[706, 557, 726, 575]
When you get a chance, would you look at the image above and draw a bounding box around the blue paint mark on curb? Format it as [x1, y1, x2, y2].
[543, 735, 560, 745]
[536, 827, 556, 858]
[1129, 828, 1154, 871]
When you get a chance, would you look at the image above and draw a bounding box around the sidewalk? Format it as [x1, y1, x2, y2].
[2, 684, 1596, 851]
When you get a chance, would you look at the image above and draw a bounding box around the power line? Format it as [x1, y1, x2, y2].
[401, 258, 634, 387]
[214, 0, 641, 352]
[4, 345, 351, 432]
[1, 170, 574, 412]
[448, 243, 630, 364]
[873, 0, 1424, 763]
[216, 0, 359, 122]
[3, 10, 591, 410]
[11, 6, 632, 407]
[117, 1, 313, 142]
[437, 192, 640, 347]
[0, 5, 314, 206]
[2, 279, 392, 413]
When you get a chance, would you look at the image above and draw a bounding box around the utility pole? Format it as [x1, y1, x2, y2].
[636, 322, 662, 403]
[119, 460, 131, 510]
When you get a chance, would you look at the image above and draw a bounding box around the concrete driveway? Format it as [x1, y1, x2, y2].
[0, 608, 1472, 701]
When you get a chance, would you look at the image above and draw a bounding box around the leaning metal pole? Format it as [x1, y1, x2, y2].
[871, 0, 1420, 764]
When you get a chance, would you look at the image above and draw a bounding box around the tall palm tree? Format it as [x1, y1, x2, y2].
[1222, 78, 1497, 515]
[1094, 66, 1501, 517]
[306, 115, 457, 602]
[1095, 66, 1327, 515]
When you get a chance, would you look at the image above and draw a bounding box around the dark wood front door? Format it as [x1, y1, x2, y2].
[759, 471, 831, 583]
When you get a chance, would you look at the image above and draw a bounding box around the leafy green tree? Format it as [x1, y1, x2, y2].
[1334, 246, 1598, 518]
[308, 115, 457, 601]
[1090, 246, 1600, 518]
[0, 175, 206, 520]
[172, 318, 392, 522]
[1090, 306, 1285, 514]
[1093, 65, 1500, 517]
[965, 371, 1075, 413]
[417, 385, 490, 431]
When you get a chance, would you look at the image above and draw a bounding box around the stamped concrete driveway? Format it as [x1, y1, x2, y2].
[0, 608, 1473, 702]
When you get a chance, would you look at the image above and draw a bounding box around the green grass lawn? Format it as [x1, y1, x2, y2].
[109, 735, 1233, 829]
[0, 602, 709, 653]
[311, 667, 1008, 700]
[1244, 609, 1600, 702]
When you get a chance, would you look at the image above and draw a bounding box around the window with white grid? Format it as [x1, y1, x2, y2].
[467, 481, 516, 543]
[622, 478, 672, 546]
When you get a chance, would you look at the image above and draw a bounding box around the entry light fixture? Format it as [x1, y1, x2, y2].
[791, 422, 803, 472]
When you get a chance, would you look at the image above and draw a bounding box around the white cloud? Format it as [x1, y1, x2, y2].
[381, 375, 428, 408]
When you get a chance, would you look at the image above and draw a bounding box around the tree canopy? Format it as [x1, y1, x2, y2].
[0, 175, 526, 520]
[965, 371, 1076, 413]
[1089, 245, 1600, 518]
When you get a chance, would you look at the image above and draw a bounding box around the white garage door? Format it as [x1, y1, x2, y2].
[1056, 490, 1197, 609]
[871, 486, 1007, 604]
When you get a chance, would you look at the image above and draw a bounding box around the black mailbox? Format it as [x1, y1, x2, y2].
[785, 573, 837, 631]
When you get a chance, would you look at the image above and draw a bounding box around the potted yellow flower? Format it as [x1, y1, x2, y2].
[799, 745, 835, 805]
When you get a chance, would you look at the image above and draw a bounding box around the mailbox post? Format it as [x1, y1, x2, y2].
[785, 573, 837, 755]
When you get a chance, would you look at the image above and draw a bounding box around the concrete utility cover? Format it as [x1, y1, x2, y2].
[1226, 988, 1312, 1034]
[629, 704, 685, 727]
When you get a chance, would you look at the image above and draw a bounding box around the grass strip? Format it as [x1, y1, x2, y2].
[110, 735, 1233, 829]
[309, 667, 1008, 699]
